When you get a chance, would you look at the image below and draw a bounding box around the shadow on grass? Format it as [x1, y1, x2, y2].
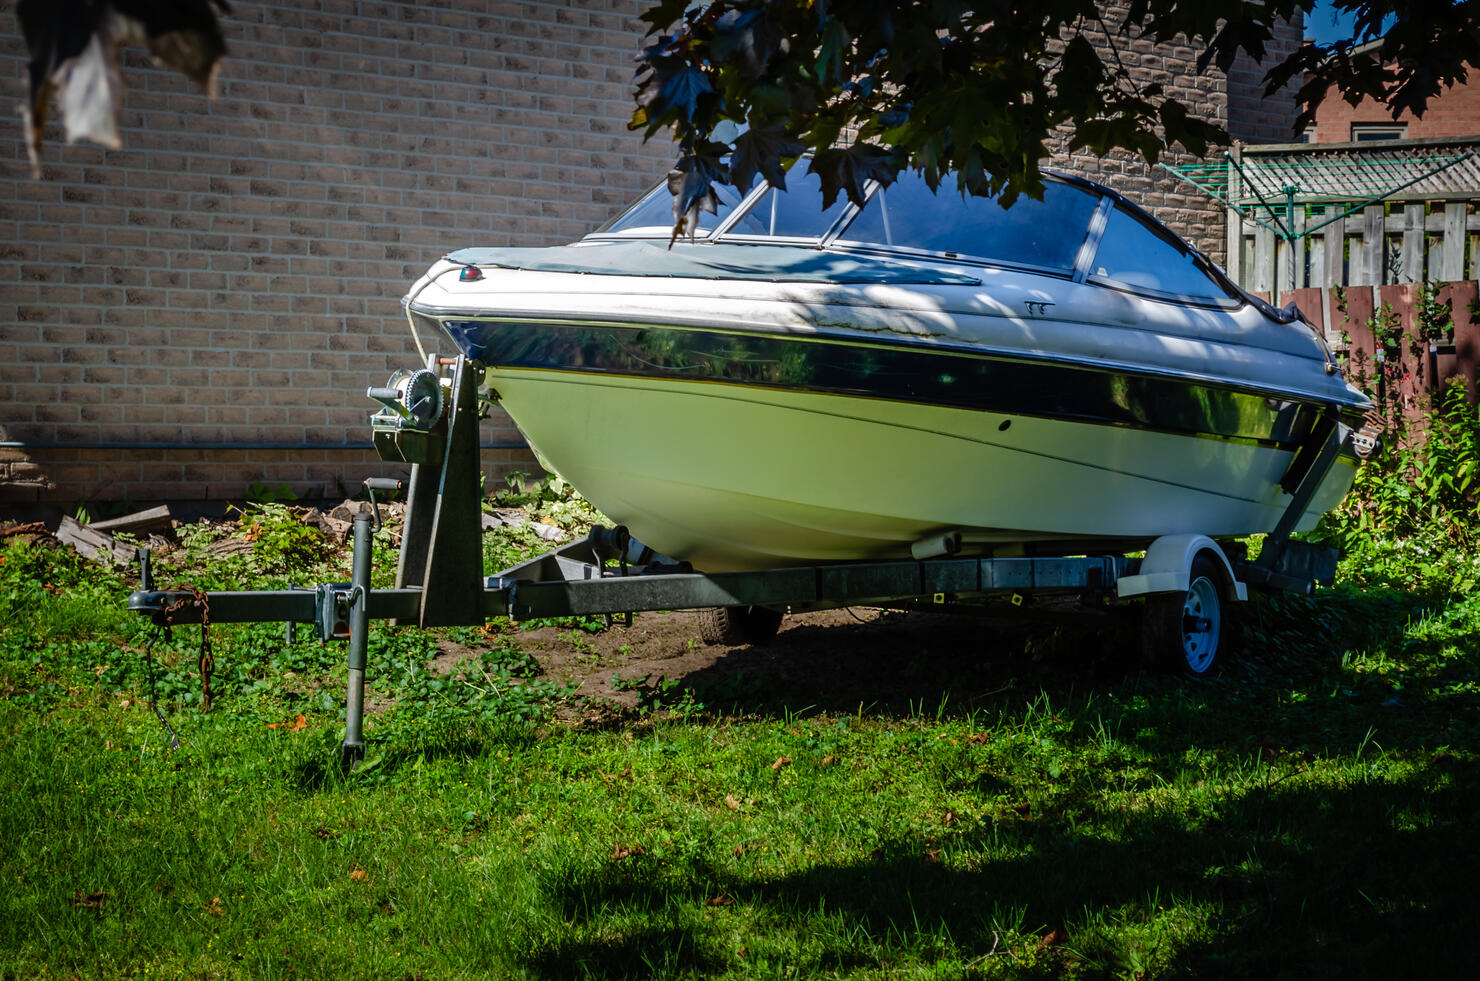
[671, 607, 1139, 720]
[523, 924, 724, 980]
[525, 768, 1480, 978]
[287, 717, 539, 791]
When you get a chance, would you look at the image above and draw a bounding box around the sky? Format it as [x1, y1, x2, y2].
[1302, 3, 1383, 44]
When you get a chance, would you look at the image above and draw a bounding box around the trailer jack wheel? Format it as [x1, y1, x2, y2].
[698, 605, 783, 646]
[1142, 555, 1224, 676]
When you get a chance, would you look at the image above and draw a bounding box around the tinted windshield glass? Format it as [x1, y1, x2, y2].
[837, 173, 1099, 272]
[725, 167, 853, 239]
[1091, 207, 1230, 300]
[596, 180, 750, 237]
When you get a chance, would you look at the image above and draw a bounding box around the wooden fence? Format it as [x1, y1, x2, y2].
[1251, 280, 1480, 419]
[1235, 199, 1480, 296]
[1223, 138, 1480, 299]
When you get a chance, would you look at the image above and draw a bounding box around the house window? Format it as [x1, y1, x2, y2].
[1351, 124, 1407, 142]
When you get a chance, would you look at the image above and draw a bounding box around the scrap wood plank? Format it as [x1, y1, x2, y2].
[56, 516, 138, 565]
[87, 505, 172, 536]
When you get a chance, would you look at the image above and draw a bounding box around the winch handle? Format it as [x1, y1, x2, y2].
[367, 387, 411, 418]
[363, 477, 406, 533]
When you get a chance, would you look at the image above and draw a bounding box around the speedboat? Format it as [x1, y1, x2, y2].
[400, 166, 1371, 572]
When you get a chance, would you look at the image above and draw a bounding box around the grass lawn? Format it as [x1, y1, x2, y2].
[2, 505, 1479, 979]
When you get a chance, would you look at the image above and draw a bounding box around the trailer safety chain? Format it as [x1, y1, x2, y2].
[157, 584, 215, 713]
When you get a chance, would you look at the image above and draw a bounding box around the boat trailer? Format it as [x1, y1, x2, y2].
[127, 355, 1344, 766]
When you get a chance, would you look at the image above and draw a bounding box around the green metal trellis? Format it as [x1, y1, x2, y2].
[1164, 148, 1475, 300]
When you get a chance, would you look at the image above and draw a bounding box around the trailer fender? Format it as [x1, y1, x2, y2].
[1116, 535, 1247, 602]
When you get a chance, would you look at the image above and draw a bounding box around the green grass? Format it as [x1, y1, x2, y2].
[3, 514, 1480, 979]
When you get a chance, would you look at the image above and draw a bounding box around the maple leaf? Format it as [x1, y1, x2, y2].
[711, 8, 777, 79]
[635, 56, 715, 135]
[729, 122, 804, 196]
[666, 141, 730, 241]
[808, 144, 899, 209]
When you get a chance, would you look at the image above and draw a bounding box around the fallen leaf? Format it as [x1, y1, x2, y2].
[819, 755, 837, 767]
[611, 844, 646, 861]
[202, 897, 225, 917]
[967, 733, 989, 745]
[349, 865, 367, 882]
[724, 794, 742, 811]
[942, 811, 956, 826]
[706, 894, 733, 907]
[599, 766, 632, 783]
[771, 756, 792, 771]
[1011, 802, 1032, 819]
[1036, 927, 1066, 950]
[267, 714, 308, 731]
[924, 848, 941, 864]
[732, 843, 745, 857]
[73, 891, 107, 909]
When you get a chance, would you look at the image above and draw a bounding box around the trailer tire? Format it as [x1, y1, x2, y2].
[698, 605, 783, 646]
[1142, 554, 1225, 676]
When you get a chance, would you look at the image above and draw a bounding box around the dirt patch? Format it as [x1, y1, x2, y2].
[432, 603, 1139, 723]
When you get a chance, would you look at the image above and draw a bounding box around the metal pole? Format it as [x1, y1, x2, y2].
[341, 512, 373, 769]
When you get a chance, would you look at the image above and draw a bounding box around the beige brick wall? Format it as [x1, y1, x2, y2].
[0, 0, 672, 508]
[0, 2, 1306, 509]
[1050, 9, 1304, 265]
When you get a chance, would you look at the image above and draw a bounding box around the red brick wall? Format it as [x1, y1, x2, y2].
[1308, 75, 1480, 142]
[0, 0, 672, 509]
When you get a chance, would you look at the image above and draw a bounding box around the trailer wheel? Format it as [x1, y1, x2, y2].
[698, 605, 783, 646]
[1142, 554, 1225, 676]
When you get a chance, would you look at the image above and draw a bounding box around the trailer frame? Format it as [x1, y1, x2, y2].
[126, 355, 1345, 766]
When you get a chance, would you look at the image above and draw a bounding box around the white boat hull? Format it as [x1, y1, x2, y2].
[492, 368, 1356, 571]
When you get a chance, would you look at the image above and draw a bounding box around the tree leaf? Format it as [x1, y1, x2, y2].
[809, 144, 899, 209]
[730, 121, 805, 194]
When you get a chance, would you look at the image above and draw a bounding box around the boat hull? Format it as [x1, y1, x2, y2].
[490, 365, 1356, 572]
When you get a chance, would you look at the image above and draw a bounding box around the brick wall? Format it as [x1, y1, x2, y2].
[1308, 73, 1480, 143]
[1050, 10, 1304, 264]
[1, 2, 1309, 510]
[0, 0, 672, 509]
[1226, 17, 1306, 145]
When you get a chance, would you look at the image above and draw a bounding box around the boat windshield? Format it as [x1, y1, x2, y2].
[595, 180, 751, 238]
[721, 167, 854, 239]
[1089, 206, 1233, 300]
[835, 172, 1100, 273]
